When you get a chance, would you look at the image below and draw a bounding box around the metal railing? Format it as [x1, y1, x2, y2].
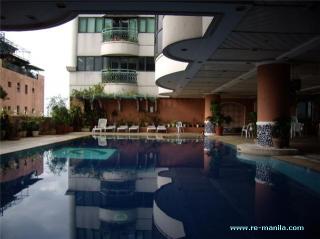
[102, 27, 138, 43]
[102, 69, 137, 84]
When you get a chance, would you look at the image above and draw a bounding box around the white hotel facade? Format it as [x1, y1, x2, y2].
[67, 15, 159, 97]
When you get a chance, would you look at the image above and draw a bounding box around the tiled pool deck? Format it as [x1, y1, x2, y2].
[0, 132, 319, 171]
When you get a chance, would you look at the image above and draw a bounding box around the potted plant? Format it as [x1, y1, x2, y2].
[210, 100, 232, 136]
[31, 120, 40, 137]
[19, 120, 28, 137]
[0, 109, 9, 139]
[271, 117, 291, 148]
[51, 105, 70, 134]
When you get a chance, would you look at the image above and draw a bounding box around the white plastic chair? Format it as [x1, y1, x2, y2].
[147, 125, 157, 132]
[92, 118, 107, 133]
[241, 123, 254, 138]
[176, 121, 184, 133]
[129, 125, 139, 132]
[157, 125, 167, 133]
[117, 125, 128, 132]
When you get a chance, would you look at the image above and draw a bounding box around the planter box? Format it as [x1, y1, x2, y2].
[32, 131, 40, 137]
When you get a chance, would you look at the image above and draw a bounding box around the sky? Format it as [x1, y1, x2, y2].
[5, 20, 73, 113]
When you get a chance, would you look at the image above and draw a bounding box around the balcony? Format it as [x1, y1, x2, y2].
[102, 27, 138, 43]
[102, 69, 137, 84]
[101, 27, 139, 56]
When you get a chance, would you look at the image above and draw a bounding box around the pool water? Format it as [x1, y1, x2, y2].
[0, 136, 319, 239]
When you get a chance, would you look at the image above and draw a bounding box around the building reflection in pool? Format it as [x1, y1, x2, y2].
[0, 153, 43, 216]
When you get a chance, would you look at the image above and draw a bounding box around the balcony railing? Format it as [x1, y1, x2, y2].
[102, 69, 137, 84]
[102, 27, 138, 43]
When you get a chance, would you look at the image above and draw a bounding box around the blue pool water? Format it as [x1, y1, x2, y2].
[0, 136, 319, 239]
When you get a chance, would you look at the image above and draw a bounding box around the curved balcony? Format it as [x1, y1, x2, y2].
[102, 27, 138, 43]
[101, 27, 139, 56]
[102, 69, 137, 84]
[102, 69, 138, 94]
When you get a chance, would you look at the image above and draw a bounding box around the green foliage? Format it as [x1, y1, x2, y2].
[248, 112, 257, 123]
[51, 105, 70, 125]
[26, 118, 40, 131]
[272, 116, 291, 138]
[210, 100, 233, 126]
[69, 105, 83, 130]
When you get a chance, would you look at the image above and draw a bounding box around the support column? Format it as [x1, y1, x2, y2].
[257, 63, 291, 146]
[204, 94, 220, 135]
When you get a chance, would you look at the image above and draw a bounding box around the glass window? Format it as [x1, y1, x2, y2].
[128, 57, 137, 70]
[94, 57, 102, 71]
[147, 18, 155, 32]
[120, 58, 128, 69]
[87, 18, 95, 33]
[138, 57, 145, 71]
[17, 83, 20, 92]
[111, 57, 119, 69]
[32, 88, 35, 93]
[8, 81, 11, 87]
[24, 106, 27, 115]
[77, 57, 85, 71]
[95, 18, 104, 32]
[16, 105, 20, 115]
[139, 19, 146, 32]
[146, 57, 155, 71]
[104, 18, 112, 29]
[85, 57, 94, 71]
[129, 19, 137, 31]
[121, 19, 129, 28]
[78, 18, 87, 32]
[103, 57, 110, 69]
[25, 85, 28, 94]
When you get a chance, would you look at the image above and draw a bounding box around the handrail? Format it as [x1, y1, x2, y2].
[102, 27, 138, 43]
[102, 69, 137, 84]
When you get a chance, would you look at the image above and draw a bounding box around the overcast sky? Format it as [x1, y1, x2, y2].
[5, 20, 73, 112]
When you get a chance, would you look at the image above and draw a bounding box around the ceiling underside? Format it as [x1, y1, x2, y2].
[1, 1, 320, 98]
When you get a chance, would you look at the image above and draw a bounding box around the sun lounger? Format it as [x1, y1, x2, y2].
[92, 118, 107, 133]
[147, 125, 157, 132]
[129, 125, 139, 132]
[105, 125, 116, 132]
[157, 125, 167, 133]
[117, 125, 128, 132]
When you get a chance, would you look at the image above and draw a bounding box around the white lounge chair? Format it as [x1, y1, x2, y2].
[129, 125, 139, 132]
[117, 125, 128, 132]
[176, 121, 184, 133]
[105, 124, 116, 132]
[147, 125, 157, 132]
[157, 125, 167, 133]
[92, 118, 107, 133]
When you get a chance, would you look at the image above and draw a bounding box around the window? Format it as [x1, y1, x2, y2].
[128, 57, 137, 70]
[87, 18, 95, 33]
[32, 108, 35, 114]
[16, 105, 20, 115]
[85, 57, 94, 71]
[94, 57, 102, 71]
[8, 81, 11, 87]
[139, 19, 146, 32]
[95, 18, 104, 32]
[78, 18, 87, 33]
[24, 106, 28, 115]
[32, 88, 35, 93]
[146, 57, 155, 71]
[104, 18, 112, 30]
[8, 106, 11, 111]
[146, 18, 155, 32]
[138, 57, 145, 71]
[17, 83, 20, 92]
[25, 85, 28, 94]
[77, 57, 86, 71]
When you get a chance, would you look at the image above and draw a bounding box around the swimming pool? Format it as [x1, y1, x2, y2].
[0, 136, 319, 239]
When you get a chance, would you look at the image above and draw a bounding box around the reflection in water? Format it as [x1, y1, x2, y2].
[65, 136, 203, 239]
[1, 136, 320, 239]
[0, 153, 43, 216]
